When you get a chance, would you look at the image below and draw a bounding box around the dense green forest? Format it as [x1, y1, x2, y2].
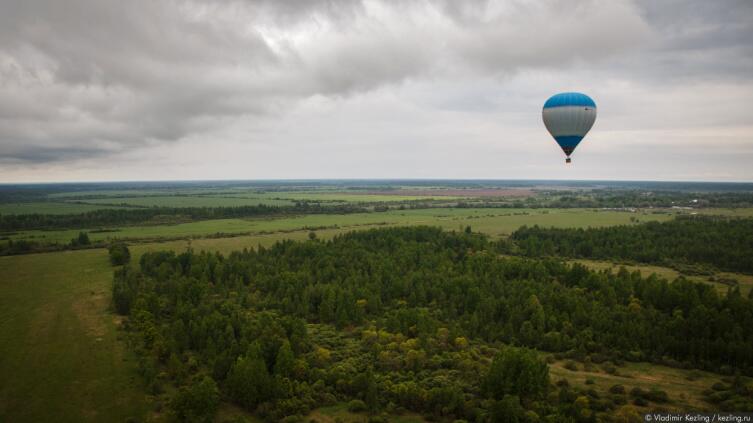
[113, 227, 753, 422]
[0, 203, 368, 231]
[510, 216, 753, 273]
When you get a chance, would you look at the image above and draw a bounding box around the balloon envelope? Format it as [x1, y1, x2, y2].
[542, 92, 597, 160]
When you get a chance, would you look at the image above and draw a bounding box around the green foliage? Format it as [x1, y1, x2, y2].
[483, 347, 549, 400]
[347, 399, 367, 412]
[70, 231, 90, 246]
[489, 395, 525, 423]
[170, 376, 220, 423]
[108, 242, 130, 265]
[0, 203, 367, 231]
[513, 216, 753, 273]
[609, 385, 626, 395]
[226, 345, 276, 410]
[274, 340, 295, 377]
[113, 226, 753, 421]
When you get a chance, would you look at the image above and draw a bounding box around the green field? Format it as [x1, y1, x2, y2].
[0, 202, 125, 215]
[0, 250, 149, 422]
[575, 259, 753, 296]
[549, 359, 720, 411]
[73, 195, 294, 208]
[225, 191, 466, 203]
[7, 208, 675, 246]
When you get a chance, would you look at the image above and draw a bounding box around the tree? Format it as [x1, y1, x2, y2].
[274, 340, 295, 377]
[483, 347, 549, 400]
[108, 242, 131, 265]
[489, 395, 524, 423]
[71, 231, 90, 246]
[226, 345, 275, 410]
[170, 376, 220, 423]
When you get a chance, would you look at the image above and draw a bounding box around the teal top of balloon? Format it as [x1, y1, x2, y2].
[543, 92, 596, 109]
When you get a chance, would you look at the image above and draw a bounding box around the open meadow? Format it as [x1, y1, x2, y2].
[0, 250, 149, 422]
[5, 207, 675, 246]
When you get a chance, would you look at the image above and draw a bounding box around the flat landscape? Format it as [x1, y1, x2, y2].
[2, 180, 753, 422]
[4, 2, 753, 421]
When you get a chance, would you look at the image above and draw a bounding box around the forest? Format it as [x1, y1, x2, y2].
[0, 203, 368, 231]
[113, 226, 753, 422]
[510, 216, 753, 273]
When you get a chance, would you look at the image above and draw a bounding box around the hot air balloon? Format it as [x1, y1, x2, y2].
[542, 92, 597, 163]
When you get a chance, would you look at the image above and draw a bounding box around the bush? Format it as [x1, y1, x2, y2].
[647, 389, 669, 403]
[686, 370, 702, 381]
[70, 231, 91, 247]
[564, 361, 579, 371]
[170, 376, 220, 423]
[602, 363, 618, 375]
[712, 382, 728, 391]
[108, 242, 131, 265]
[347, 399, 367, 413]
[632, 397, 648, 406]
[629, 387, 645, 398]
[609, 385, 626, 395]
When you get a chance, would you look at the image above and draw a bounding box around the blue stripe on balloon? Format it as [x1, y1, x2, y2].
[543, 92, 596, 109]
[554, 135, 583, 148]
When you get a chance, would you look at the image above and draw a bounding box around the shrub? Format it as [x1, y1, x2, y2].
[609, 385, 626, 395]
[108, 242, 131, 265]
[647, 389, 669, 403]
[602, 363, 618, 375]
[564, 361, 579, 371]
[632, 397, 648, 406]
[686, 370, 702, 381]
[170, 376, 220, 423]
[712, 382, 728, 391]
[347, 399, 367, 412]
[629, 387, 645, 398]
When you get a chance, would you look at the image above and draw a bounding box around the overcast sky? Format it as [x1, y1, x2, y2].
[1, 0, 752, 182]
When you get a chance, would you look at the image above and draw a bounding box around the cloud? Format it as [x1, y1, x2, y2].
[0, 0, 751, 181]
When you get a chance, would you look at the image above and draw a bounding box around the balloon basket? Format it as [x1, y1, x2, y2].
[565, 157, 571, 164]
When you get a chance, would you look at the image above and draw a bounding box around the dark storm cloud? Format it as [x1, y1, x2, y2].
[0, 0, 750, 169]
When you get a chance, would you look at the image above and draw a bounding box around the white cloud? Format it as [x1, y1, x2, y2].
[0, 0, 751, 181]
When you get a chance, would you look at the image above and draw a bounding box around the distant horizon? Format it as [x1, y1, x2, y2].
[3, 177, 753, 186]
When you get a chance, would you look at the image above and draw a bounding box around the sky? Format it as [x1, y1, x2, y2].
[1, 0, 752, 182]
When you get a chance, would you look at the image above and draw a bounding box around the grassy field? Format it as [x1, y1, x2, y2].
[575, 259, 753, 296]
[0, 202, 125, 215]
[73, 195, 294, 208]
[225, 191, 466, 203]
[7, 208, 675, 246]
[0, 250, 149, 423]
[550, 359, 719, 411]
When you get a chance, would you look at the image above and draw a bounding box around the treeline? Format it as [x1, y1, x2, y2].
[510, 216, 753, 273]
[548, 191, 753, 209]
[457, 191, 753, 209]
[0, 203, 367, 231]
[115, 226, 753, 421]
[0, 232, 102, 255]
